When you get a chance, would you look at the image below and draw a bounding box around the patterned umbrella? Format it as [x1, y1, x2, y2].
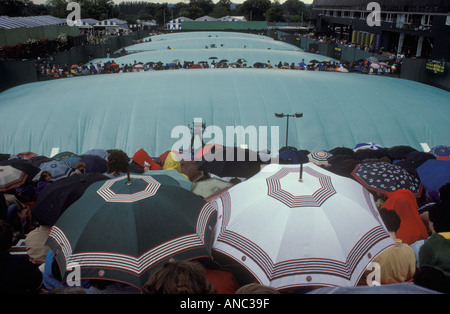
[40, 160, 73, 181]
[430, 145, 450, 158]
[0, 165, 28, 192]
[307, 151, 332, 166]
[353, 142, 383, 152]
[351, 162, 422, 197]
[46, 174, 217, 290]
[211, 164, 394, 289]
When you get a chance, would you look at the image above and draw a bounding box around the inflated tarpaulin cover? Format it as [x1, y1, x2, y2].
[0, 69, 449, 157]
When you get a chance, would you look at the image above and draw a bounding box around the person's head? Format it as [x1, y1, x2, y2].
[235, 283, 280, 294]
[439, 182, 450, 203]
[75, 162, 86, 174]
[428, 204, 450, 233]
[144, 260, 216, 294]
[40, 171, 51, 182]
[0, 220, 14, 252]
[107, 150, 130, 174]
[379, 208, 401, 235]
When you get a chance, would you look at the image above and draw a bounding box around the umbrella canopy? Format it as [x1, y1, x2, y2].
[308, 151, 332, 166]
[32, 172, 109, 226]
[144, 169, 192, 191]
[62, 156, 82, 169]
[84, 149, 109, 160]
[416, 159, 450, 201]
[278, 148, 309, 164]
[354, 142, 383, 152]
[0, 159, 41, 182]
[211, 163, 394, 289]
[46, 174, 217, 290]
[430, 145, 450, 158]
[198, 146, 262, 179]
[387, 145, 418, 161]
[351, 162, 422, 197]
[79, 155, 108, 173]
[395, 151, 435, 170]
[39, 160, 72, 181]
[0, 165, 28, 192]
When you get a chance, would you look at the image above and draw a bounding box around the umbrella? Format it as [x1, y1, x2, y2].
[46, 174, 217, 290]
[417, 159, 450, 201]
[52, 151, 77, 161]
[29, 155, 54, 167]
[218, 59, 228, 64]
[0, 165, 28, 192]
[0, 159, 41, 182]
[198, 146, 262, 178]
[209, 57, 218, 59]
[354, 142, 383, 152]
[367, 56, 379, 63]
[307, 151, 332, 166]
[71, 64, 79, 69]
[430, 145, 450, 158]
[309, 60, 320, 63]
[144, 169, 192, 191]
[277, 148, 309, 164]
[79, 155, 108, 173]
[211, 164, 394, 289]
[62, 156, 82, 169]
[191, 177, 233, 198]
[39, 160, 73, 181]
[387, 145, 417, 161]
[84, 149, 109, 160]
[351, 162, 423, 197]
[370, 63, 381, 69]
[31, 172, 108, 226]
[253, 62, 265, 68]
[15, 152, 38, 160]
[395, 151, 435, 170]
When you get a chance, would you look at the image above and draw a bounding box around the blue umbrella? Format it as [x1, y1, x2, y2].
[39, 160, 72, 181]
[80, 155, 108, 174]
[62, 156, 82, 169]
[354, 142, 383, 151]
[278, 148, 309, 164]
[84, 149, 109, 160]
[430, 145, 450, 158]
[417, 159, 450, 201]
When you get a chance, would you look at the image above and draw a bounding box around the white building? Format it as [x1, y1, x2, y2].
[166, 17, 193, 30]
[218, 16, 247, 22]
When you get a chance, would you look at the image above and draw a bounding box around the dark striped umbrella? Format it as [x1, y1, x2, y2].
[0, 165, 27, 192]
[46, 173, 217, 290]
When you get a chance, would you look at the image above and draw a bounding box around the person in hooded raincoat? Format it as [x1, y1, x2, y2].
[382, 189, 429, 245]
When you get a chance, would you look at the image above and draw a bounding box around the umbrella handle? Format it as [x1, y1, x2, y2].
[299, 163, 303, 182]
[126, 167, 132, 185]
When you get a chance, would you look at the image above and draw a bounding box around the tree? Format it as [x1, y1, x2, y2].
[265, 1, 285, 22]
[237, 0, 271, 21]
[210, 0, 231, 18]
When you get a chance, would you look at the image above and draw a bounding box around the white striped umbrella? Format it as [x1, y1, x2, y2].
[0, 165, 28, 192]
[46, 173, 217, 290]
[210, 163, 394, 290]
[307, 150, 332, 166]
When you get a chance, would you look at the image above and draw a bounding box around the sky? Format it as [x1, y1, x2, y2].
[30, 0, 314, 5]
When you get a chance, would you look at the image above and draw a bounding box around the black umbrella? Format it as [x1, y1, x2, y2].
[328, 147, 356, 158]
[0, 159, 41, 183]
[218, 59, 228, 64]
[387, 145, 418, 161]
[395, 151, 436, 170]
[309, 60, 320, 63]
[198, 146, 262, 178]
[79, 155, 108, 173]
[31, 172, 108, 226]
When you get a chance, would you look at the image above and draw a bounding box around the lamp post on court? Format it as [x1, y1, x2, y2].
[274, 112, 303, 148]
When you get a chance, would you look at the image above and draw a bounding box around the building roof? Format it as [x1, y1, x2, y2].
[0, 15, 66, 29]
[195, 16, 219, 21]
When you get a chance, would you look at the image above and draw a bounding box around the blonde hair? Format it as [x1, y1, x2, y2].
[145, 260, 216, 294]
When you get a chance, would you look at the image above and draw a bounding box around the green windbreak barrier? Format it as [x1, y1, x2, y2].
[181, 21, 267, 30]
[0, 25, 80, 46]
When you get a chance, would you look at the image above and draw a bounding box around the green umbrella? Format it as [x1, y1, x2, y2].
[46, 173, 217, 290]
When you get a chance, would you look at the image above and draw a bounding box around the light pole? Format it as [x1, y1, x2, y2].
[274, 112, 303, 148]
